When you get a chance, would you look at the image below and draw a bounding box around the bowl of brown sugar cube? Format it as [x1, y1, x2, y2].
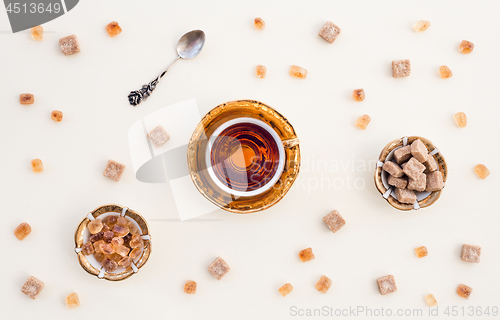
[374, 136, 447, 210]
[74, 204, 152, 281]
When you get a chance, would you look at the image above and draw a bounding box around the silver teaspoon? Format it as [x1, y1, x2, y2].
[128, 29, 206, 106]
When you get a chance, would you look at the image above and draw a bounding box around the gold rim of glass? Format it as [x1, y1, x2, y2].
[187, 100, 301, 214]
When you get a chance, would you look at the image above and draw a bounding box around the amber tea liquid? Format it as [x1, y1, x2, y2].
[207, 118, 284, 196]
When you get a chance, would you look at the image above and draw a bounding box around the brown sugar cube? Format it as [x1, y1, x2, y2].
[88, 219, 103, 234]
[318, 21, 341, 44]
[415, 246, 428, 258]
[65, 292, 80, 309]
[474, 164, 490, 179]
[254, 17, 265, 30]
[410, 139, 428, 163]
[423, 154, 438, 173]
[395, 188, 417, 204]
[255, 65, 267, 79]
[31, 26, 43, 40]
[426, 171, 444, 192]
[106, 21, 122, 37]
[14, 222, 31, 240]
[81, 241, 94, 255]
[99, 242, 115, 255]
[31, 159, 44, 173]
[21, 276, 45, 299]
[315, 275, 332, 294]
[207, 257, 231, 280]
[51, 110, 63, 122]
[279, 283, 293, 297]
[118, 256, 132, 268]
[383, 161, 404, 178]
[298, 247, 315, 262]
[103, 160, 125, 181]
[355, 114, 371, 130]
[394, 146, 412, 164]
[102, 258, 118, 272]
[459, 40, 474, 54]
[392, 59, 411, 78]
[130, 248, 142, 259]
[439, 66, 453, 79]
[352, 89, 365, 102]
[184, 280, 197, 294]
[454, 112, 467, 128]
[93, 240, 105, 253]
[147, 125, 170, 148]
[388, 175, 408, 189]
[457, 284, 472, 299]
[413, 20, 431, 32]
[377, 275, 397, 295]
[461, 244, 481, 263]
[323, 210, 346, 233]
[289, 65, 308, 79]
[408, 173, 426, 192]
[59, 35, 80, 56]
[403, 157, 426, 180]
[20, 93, 34, 105]
[425, 294, 438, 306]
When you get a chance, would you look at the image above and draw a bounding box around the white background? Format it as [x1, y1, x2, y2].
[1, 0, 499, 319]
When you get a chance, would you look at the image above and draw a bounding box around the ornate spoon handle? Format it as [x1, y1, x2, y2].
[128, 56, 180, 106]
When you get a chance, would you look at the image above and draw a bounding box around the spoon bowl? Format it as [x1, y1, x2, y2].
[177, 30, 206, 59]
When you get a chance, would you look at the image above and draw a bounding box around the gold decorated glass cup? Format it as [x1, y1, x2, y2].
[74, 204, 152, 281]
[374, 136, 447, 210]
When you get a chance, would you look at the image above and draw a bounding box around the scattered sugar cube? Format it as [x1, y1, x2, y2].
[415, 246, 428, 258]
[315, 275, 332, 294]
[51, 110, 63, 122]
[425, 294, 438, 306]
[184, 280, 197, 294]
[383, 161, 404, 178]
[461, 244, 481, 263]
[20, 93, 34, 105]
[459, 40, 474, 54]
[352, 89, 365, 102]
[439, 65, 453, 79]
[377, 275, 397, 295]
[423, 154, 438, 173]
[147, 125, 170, 147]
[59, 35, 80, 56]
[14, 222, 31, 240]
[31, 159, 44, 173]
[411, 139, 428, 163]
[207, 257, 231, 280]
[289, 65, 307, 79]
[256, 65, 267, 79]
[395, 188, 416, 204]
[254, 18, 265, 30]
[388, 175, 407, 189]
[408, 173, 426, 192]
[392, 59, 411, 78]
[355, 114, 371, 130]
[31, 26, 43, 40]
[299, 247, 315, 262]
[454, 112, 467, 128]
[394, 146, 412, 164]
[323, 210, 345, 233]
[65, 292, 80, 308]
[426, 171, 444, 192]
[103, 160, 125, 181]
[21, 276, 45, 299]
[279, 283, 293, 297]
[413, 20, 431, 32]
[474, 164, 490, 179]
[457, 284, 472, 299]
[403, 157, 426, 180]
[318, 21, 341, 44]
[106, 21, 122, 37]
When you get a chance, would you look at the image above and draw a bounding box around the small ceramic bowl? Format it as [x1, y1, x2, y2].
[74, 204, 152, 281]
[374, 136, 447, 210]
